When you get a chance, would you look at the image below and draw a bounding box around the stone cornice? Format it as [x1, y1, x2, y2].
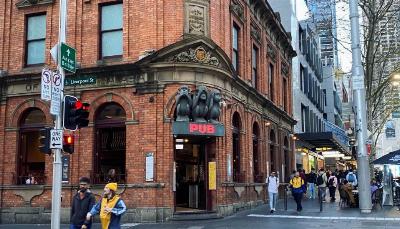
[16, 0, 54, 8]
[246, 0, 296, 60]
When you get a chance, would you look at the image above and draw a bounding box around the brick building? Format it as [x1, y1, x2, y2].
[0, 0, 295, 223]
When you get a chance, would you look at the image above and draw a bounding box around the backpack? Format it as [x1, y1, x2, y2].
[348, 174, 355, 182]
[328, 177, 334, 187]
[316, 175, 324, 185]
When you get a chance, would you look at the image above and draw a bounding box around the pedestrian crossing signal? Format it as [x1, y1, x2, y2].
[39, 127, 51, 155]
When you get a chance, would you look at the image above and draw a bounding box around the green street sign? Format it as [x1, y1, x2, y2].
[65, 76, 96, 86]
[60, 43, 76, 73]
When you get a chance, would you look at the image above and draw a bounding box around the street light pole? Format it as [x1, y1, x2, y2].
[349, 0, 372, 213]
[51, 0, 67, 228]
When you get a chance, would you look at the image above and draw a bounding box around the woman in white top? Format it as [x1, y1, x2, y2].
[266, 171, 279, 213]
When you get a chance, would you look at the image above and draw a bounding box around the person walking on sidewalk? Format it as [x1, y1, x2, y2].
[346, 169, 358, 188]
[70, 177, 96, 229]
[266, 171, 279, 213]
[307, 168, 317, 199]
[289, 171, 305, 212]
[316, 169, 328, 202]
[328, 173, 338, 202]
[86, 183, 126, 229]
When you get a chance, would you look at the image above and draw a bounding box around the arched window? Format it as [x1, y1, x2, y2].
[269, 130, 276, 173]
[253, 122, 261, 182]
[232, 112, 242, 182]
[18, 108, 46, 184]
[284, 137, 290, 182]
[94, 103, 126, 184]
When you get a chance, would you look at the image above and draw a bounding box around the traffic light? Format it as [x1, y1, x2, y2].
[39, 127, 51, 155]
[77, 102, 90, 128]
[63, 95, 90, 130]
[63, 134, 74, 154]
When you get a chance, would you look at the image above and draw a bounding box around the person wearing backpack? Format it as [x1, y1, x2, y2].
[266, 171, 279, 213]
[316, 169, 328, 202]
[328, 173, 338, 202]
[346, 169, 358, 187]
[289, 171, 305, 212]
[307, 169, 317, 199]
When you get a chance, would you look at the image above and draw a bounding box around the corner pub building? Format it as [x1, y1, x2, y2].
[0, 0, 296, 223]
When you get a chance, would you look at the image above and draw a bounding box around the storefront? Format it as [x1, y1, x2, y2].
[171, 87, 224, 213]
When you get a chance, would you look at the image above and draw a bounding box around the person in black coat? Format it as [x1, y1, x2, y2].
[70, 177, 96, 229]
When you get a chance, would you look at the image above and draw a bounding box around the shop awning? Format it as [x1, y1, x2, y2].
[372, 149, 400, 165]
[295, 132, 350, 155]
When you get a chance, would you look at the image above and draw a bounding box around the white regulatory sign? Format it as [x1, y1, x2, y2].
[50, 129, 63, 149]
[50, 71, 63, 115]
[41, 68, 52, 101]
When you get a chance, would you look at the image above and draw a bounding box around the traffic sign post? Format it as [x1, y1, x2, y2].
[60, 42, 76, 73]
[51, 0, 67, 227]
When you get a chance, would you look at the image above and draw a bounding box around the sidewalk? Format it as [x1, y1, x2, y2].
[252, 193, 400, 219]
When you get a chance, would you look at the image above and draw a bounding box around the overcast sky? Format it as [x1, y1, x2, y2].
[336, 1, 352, 73]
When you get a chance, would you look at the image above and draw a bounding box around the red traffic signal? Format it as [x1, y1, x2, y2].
[63, 95, 90, 130]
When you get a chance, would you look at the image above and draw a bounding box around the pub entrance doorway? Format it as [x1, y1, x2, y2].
[174, 136, 216, 213]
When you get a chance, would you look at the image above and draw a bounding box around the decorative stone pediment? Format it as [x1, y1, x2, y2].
[135, 36, 235, 77]
[16, 0, 54, 8]
[169, 46, 220, 67]
[281, 62, 289, 76]
[230, 0, 244, 22]
[267, 44, 277, 62]
[251, 22, 261, 43]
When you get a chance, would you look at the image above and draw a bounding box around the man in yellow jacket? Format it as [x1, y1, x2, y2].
[86, 183, 126, 229]
[290, 171, 305, 212]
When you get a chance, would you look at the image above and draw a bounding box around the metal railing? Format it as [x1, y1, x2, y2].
[18, 175, 47, 185]
[91, 173, 126, 184]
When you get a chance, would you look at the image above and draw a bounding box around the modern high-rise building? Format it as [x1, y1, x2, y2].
[373, 1, 400, 159]
[269, 0, 349, 172]
[306, 0, 339, 68]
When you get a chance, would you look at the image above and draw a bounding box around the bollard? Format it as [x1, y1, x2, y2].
[284, 186, 288, 211]
[319, 188, 323, 212]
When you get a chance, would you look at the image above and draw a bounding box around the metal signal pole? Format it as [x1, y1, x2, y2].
[349, 0, 372, 213]
[51, 0, 67, 227]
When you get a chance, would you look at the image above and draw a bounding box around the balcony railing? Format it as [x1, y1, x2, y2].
[91, 173, 126, 184]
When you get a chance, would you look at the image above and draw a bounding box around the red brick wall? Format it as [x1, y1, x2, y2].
[0, 0, 293, 212]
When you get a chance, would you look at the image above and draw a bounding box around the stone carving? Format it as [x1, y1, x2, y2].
[267, 44, 277, 62]
[192, 86, 209, 123]
[16, 0, 54, 8]
[281, 62, 289, 76]
[176, 86, 192, 122]
[251, 23, 261, 42]
[171, 46, 220, 67]
[207, 89, 222, 124]
[175, 85, 222, 124]
[230, 0, 244, 21]
[188, 4, 205, 35]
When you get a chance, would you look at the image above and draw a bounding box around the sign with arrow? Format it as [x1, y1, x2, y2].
[60, 42, 76, 73]
[50, 129, 63, 149]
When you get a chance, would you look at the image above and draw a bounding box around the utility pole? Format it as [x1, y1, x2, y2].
[51, 0, 67, 227]
[349, 0, 372, 213]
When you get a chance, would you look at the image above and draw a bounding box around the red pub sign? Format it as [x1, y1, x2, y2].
[172, 122, 225, 137]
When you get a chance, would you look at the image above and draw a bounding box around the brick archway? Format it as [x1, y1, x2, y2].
[9, 99, 52, 128]
[90, 92, 135, 122]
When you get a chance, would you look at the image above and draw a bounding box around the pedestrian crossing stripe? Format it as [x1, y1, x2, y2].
[247, 214, 400, 221]
[122, 223, 141, 227]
